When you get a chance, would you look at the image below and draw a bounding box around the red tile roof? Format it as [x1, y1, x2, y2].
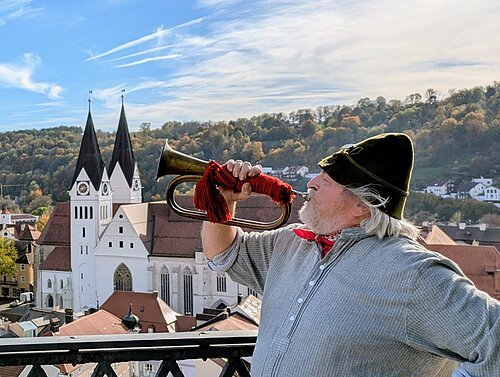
[198, 313, 258, 331]
[101, 291, 179, 333]
[37, 203, 70, 246]
[40, 246, 71, 271]
[54, 309, 128, 336]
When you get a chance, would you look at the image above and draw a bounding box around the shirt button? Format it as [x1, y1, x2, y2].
[297, 298, 304, 303]
[289, 315, 295, 321]
[309, 280, 315, 286]
[319, 265, 325, 270]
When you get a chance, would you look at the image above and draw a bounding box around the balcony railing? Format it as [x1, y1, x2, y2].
[0, 330, 257, 377]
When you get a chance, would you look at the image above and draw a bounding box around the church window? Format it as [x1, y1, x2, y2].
[47, 279, 52, 289]
[59, 296, 63, 308]
[160, 267, 170, 305]
[119, 226, 124, 234]
[90, 206, 93, 219]
[217, 274, 227, 292]
[74, 206, 78, 219]
[114, 263, 133, 291]
[183, 267, 193, 315]
[60, 280, 64, 289]
[85, 245, 89, 255]
[84, 206, 88, 219]
[109, 241, 112, 248]
[119, 241, 123, 248]
[82, 227, 86, 237]
[81, 273, 84, 279]
[79, 206, 83, 219]
[130, 242, 134, 248]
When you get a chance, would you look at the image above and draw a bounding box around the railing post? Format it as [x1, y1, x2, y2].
[26, 365, 49, 377]
[91, 361, 118, 377]
[219, 358, 251, 377]
[156, 359, 185, 377]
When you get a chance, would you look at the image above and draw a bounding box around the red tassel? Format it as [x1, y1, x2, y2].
[194, 161, 295, 224]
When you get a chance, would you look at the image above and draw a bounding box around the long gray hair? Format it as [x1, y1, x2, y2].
[347, 186, 420, 240]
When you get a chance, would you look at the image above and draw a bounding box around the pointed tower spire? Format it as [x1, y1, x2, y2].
[71, 99, 106, 190]
[108, 92, 136, 187]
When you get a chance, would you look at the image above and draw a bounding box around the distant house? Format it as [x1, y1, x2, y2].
[435, 223, 500, 251]
[0, 222, 39, 299]
[281, 166, 309, 180]
[483, 186, 500, 202]
[472, 177, 493, 187]
[424, 180, 455, 197]
[456, 181, 485, 199]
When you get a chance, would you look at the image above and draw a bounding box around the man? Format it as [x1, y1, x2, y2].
[202, 133, 499, 377]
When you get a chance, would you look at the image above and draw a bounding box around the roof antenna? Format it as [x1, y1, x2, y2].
[121, 89, 125, 106]
[88, 90, 93, 112]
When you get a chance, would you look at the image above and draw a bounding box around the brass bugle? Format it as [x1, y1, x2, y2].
[156, 139, 308, 230]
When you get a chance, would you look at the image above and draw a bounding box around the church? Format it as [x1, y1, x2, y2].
[35, 102, 280, 316]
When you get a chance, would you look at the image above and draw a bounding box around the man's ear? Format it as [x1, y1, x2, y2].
[353, 201, 370, 219]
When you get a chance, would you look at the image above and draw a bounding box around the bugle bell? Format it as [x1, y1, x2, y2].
[156, 139, 305, 230]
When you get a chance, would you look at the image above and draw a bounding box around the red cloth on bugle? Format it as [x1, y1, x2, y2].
[194, 160, 294, 223]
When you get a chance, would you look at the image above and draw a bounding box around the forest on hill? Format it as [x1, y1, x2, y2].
[0, 81, 499, 226]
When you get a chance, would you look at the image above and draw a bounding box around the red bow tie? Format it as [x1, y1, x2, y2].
[293, 228, 340, 257]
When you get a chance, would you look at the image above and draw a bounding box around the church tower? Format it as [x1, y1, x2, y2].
[69, 103, 113, 312]
[109, 97, 142, 204]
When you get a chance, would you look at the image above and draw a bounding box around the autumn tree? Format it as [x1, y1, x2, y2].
[0, 238, 17, 276]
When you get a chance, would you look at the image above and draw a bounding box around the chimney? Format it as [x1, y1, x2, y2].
[479, 223, 487, 231]
[89, 307, 99, 314]
[152, 291, 158, 299]
[458, 222, 466, 230]
[65, 308, 74, 324]
[50, 317, 60, 333]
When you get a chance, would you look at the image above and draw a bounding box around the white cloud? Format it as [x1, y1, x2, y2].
[114, 54, 181, 68]
[85, 17, 204, 62]
[0, 53, 63, 99]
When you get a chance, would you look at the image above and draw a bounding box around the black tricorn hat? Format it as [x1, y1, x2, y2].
[318, 133, 414, 219]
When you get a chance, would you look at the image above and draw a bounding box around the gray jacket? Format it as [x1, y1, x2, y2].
[208, 225, 500, 377]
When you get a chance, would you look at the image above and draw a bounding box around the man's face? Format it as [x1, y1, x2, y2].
[299, 171, 362, 234]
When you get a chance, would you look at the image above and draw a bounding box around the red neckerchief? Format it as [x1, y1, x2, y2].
[293, 228, 342, 257]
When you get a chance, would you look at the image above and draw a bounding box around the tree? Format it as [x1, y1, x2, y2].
[0, 238, 18, 276]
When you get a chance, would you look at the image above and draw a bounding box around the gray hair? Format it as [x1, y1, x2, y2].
[346, 186, 420, 240]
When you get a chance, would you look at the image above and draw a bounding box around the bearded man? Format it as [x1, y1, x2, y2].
[202, 133, 500, 377]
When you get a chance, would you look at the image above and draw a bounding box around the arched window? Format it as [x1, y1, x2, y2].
[183, 267, 193, 315]
[47, 294, 53, 308]
[160, 267, 170, 305]
[59, 296, 63, 308]
[60, 280, 64, 289]
[47, 279, 52, 289]
[114, 264, 133, 291]
[216, 274, 227, 292]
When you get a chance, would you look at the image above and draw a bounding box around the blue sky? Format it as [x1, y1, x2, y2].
[0, 0, 499, 132]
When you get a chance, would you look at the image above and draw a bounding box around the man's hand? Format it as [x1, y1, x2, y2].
[218, 159, 262, 203]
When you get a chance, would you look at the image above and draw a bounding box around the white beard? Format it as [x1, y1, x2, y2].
[298, 200, 342, 235]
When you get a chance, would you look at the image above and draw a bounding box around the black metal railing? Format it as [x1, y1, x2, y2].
[0, 330, 257, 377]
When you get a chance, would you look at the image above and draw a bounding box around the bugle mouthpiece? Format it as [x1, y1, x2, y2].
[291, 189, 310, 201]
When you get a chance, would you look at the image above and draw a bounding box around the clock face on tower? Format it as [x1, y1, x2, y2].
[77, 181, 90, 196]
[101, 181, 110, 196]
[132, 178, 140, 191]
